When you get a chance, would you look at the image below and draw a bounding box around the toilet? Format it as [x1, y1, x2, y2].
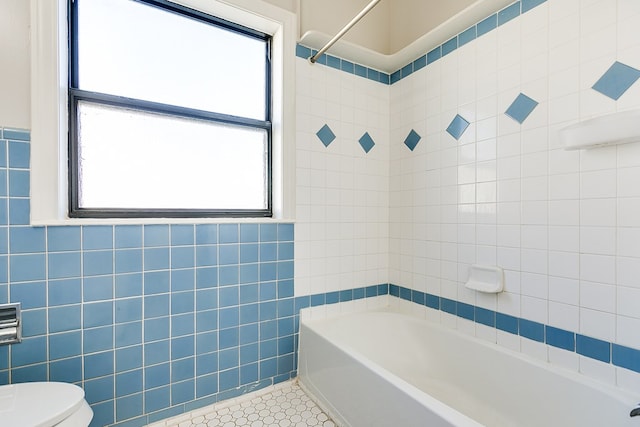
[0, 382, 93, 426]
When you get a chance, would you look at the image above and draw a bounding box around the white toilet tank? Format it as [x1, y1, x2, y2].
[0, 382, 93, 426]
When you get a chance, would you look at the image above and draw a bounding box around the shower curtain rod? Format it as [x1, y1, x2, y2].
[308, 0, 382, 63]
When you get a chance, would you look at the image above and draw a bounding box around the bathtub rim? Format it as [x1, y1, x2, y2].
[298, 305, 640, 424]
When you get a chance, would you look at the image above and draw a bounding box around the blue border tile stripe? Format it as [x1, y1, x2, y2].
[297, 1, 549, 86]
[374, 284, 640, 375]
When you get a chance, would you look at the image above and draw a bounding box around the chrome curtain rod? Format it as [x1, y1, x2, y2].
[309, 0, 382, 63]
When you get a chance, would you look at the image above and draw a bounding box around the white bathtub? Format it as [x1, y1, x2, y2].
[298, 307, 639, 427]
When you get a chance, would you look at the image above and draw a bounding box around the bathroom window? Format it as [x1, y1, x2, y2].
[68, 0, 272, 218]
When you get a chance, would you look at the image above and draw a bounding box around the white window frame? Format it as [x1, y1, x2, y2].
[30, 0, 296, 225]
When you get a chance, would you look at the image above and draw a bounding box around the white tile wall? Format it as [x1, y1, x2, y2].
[294, 59, 390, 296]
[387, 0, 640, 387]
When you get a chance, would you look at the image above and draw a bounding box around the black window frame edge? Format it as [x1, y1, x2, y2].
[67, 0, 273, 219]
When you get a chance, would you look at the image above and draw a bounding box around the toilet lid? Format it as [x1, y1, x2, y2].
[0, 382, 86, 427]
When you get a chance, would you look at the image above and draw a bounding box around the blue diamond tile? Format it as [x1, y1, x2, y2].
[358, 132, 375, 153]
[316, 124, 336, 147]
[446, 115, 470, 140]
[505, 93, 539, 124]
[403, 129, 421, 151]
[592, 61, 640, 100]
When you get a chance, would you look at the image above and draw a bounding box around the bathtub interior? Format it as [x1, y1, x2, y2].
[299, 301, 639, 427]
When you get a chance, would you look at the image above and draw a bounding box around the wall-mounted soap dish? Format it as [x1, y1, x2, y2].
[465, 265, 504, 293]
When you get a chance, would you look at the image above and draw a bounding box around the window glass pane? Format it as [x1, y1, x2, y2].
[76, 101, 268, 210]
[76, 0, 267, 120]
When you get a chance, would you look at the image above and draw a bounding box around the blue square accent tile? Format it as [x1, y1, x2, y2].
[115, 225, 142, 249]
[442, 37, 458, 56]
[196, 245, 217, 267]
[171, 224, 194, 246]
[425, 294, 440, 310]
[390, 70, 401, 84]
[171, 313, 195, 337]
[403, 129, 421, 151]
[413, 55, 427, 72]
[446, 114, 470, 140]
[378, 72, 390, 85]
[354, 64, 367, 78]
[115, 273, 142, 298]
[145, 318, 170, 343]
[9, 199, 29, 225]
[496, 313, 518, 334]
[145, 363, 170, 389]
[367, 69, 380, 83]
[341, 60, 355, 74]
[10, 227, 45, 254]
[83, 275, 113, 301]
[4, 128, 30, 141]
[84, 326, 114, 353]
[171, 246, 195, 269]
[522, 0, 546, 13]
[519, 319, 544, 342]
[171, 335, 195, 359]
[144, 340, 169, 366]
[83, 250, 114, 276]
[219, 224, 239, 244]
[295, 44, 311, 59]
[116, 345, 143, 372]
[115, 249, 143, 274]
[116, 369, 142, 397]
[144, 386, 170, 413]
[277, 223, 294, 241]
[8, 141, 29, 168]
[592, 61, 640, 100]
[49, 304, 81, 333]
[457, 302, 474, 320]
[171, 358, 194, 383]
[327, 55, 341, 70]
[144, 225, 169, 247]
[240, 224, 259, 243]
[10, 280, 46, 308]
[316, 124, 336, 147]
[358, 132, 375, 153]
[260, 224, 277, 242]
[145, 294, 169, 319]
[12, 364, 47, 383]
[50, 357, 82, 383]
[545, 326, 575, 351]
[83, 226, 113, 250]
[47, 227, 81, 252]
[144, 247, 169, 271]
[477, 14, 497, 37]
[49, 331, 81, 360]
[613, 344, 640, 373]
[498, 2, 521, 26]
[505, 93, 539, 124]
[116, 393, 144, 421]
[48, 279, 82, 307]
[401, 63, 412, 79]
[576, 334, 610, 363]
[115, 298, 142, 323]
[9, 170, 29, 197]
[84, 376, 115, 404]
[196, 224, 217, 245]
[21, 309, 47, 337]
[84, 301, 114, 328]
[475, 307, 495, 327]
[259, 320, 276, 340]
[427, 47, 441, 64]
[459, 26, 476, 47]
[11, 336, 46, 366]
[260, 243, 277, 262]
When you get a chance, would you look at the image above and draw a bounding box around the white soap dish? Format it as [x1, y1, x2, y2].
[465, 265, 504, 293]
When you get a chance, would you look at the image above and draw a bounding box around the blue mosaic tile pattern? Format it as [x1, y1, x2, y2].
[592, 61, 640, 100]
[505, 93, 539, 124]
[387, 284, 640, 375]
[446, 114, 470, 140]
[403, 129, 422, 151]
[358, 132, 375, 153]
[316, 124, 336, 147]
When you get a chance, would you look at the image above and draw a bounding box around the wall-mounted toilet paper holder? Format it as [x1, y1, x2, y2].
[0, 303, 21, 345]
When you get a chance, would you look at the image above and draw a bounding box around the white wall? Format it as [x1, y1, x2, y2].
[0, 0, 30, 129]
[389, 0, 640, 389]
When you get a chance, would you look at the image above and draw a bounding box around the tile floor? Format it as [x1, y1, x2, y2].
[149, 381, 336, 427]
